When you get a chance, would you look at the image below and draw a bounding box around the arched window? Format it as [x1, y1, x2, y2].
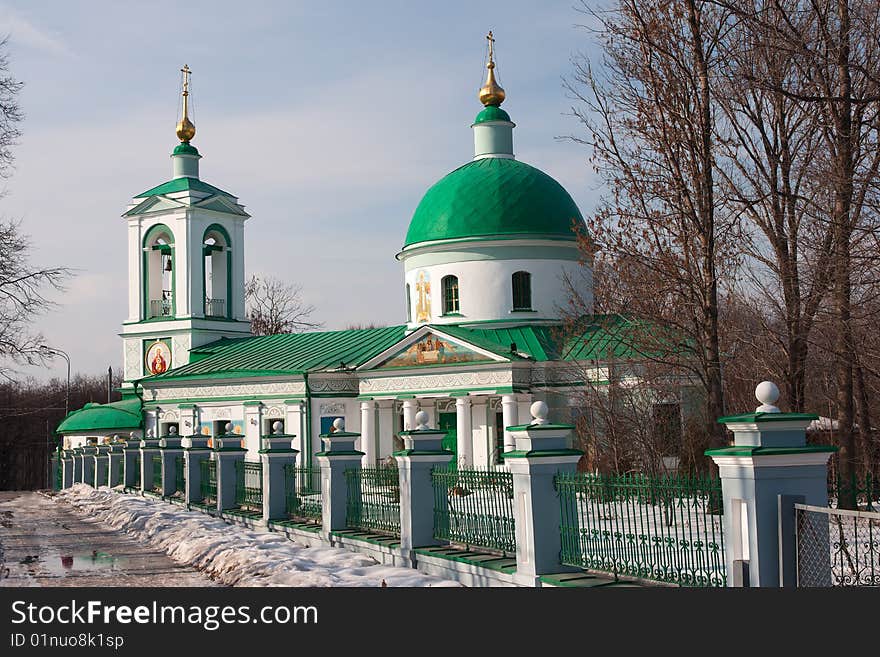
[405, 283, 412, 322]
[442, 275, 460, 315]
[143, 224, 175, 319]
[512, 271, 532, 311]
[203, 225, 231, 319]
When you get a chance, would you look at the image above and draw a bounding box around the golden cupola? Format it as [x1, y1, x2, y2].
[478, 31, 505, 107]
[176, 64, 196, 142]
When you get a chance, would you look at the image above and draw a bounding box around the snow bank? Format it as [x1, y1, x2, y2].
[54, 485, 460, 587]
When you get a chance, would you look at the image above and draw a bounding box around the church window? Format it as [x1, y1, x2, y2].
[512, 271, 532, 310]
[442, 275, 459, 315]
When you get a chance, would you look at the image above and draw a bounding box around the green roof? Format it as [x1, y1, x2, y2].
[403, 157, 584, 248]
[140, 317, 662, 384]
[135, 176, 235, 200]
[144, 325, 409, 382]
[473, 105, 511, 124]
[56, 398, 142, 434]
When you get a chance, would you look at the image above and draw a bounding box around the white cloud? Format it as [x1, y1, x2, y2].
[0, 8, 72, 57]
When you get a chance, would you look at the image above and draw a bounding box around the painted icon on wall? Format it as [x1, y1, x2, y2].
[379, 332, 491, 368]
[415, 270, 431, 323]
[145, 339, 172, 375]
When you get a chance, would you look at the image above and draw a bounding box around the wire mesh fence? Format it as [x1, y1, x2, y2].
[283, 464, 323, 525]
[555, 471, 726, 587]
[796, 503, 880, 587]
[345, 466, 400, 536]
[234, 460, 263, 512]
[432, 465, 515, 555]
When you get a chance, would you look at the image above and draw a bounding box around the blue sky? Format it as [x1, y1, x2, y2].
[0, 1, 603, 381]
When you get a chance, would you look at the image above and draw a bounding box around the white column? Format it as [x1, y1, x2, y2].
[501, 394, 519, 453]
[360, 400, 376, 466]
[376, 400, 396, 459]
[455, 397, 473, 467]
[402, 399, 419, 432]
[285, 401, 305, 454]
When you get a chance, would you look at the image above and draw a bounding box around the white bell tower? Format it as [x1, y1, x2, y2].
[119, 65, 251, 394]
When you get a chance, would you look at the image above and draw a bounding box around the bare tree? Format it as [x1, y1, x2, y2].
[0, 40, 69, 378]
[567, 0, 736, 453]
[716, 0, 880, 507]
[714, 5, 833, 412]
[245, 274, 322, 336]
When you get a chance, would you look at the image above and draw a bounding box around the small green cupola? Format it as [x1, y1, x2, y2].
[171, 64, 202, 179]
[472, 31, 514, 160]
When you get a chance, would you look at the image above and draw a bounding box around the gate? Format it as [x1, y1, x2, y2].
[796, 503, 880, 587]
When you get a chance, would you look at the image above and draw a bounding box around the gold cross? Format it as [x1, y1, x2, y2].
[486, 31, 495, 63]
[180, 64, 191, 96]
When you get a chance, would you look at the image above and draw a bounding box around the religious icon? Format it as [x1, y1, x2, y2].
[415, 270, 431, 323]
[145, 340, 172, 375]
[380, 332, 489, 367]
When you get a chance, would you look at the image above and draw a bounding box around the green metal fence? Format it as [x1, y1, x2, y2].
[432, 465, 516, 555]
[151, 455, 162, 492]
[235, 460, 263, 511]
[828, 470, 877, 511]
[200, 458, 217, 505]
[174, 455, 185, 495]
[555, 472, 726, 587]
[345, 466, 400, 536]
[283, 464, 323, 524]
[116, 456, 124, 486]
[132, 454, 141, 488]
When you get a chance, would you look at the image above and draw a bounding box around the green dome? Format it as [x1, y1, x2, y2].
[172, 142, 200, 156]
[56, 398, 142, 434]
[474, 105, 511, 124]
[404, 157, 584, 248]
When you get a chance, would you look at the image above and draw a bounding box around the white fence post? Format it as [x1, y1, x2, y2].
[506, 401, 582, 586]
[397, 411, 455, 564]
[706, 381, 835, 587]
[315, 418, 363, 541]
[260, 421, 299, 523]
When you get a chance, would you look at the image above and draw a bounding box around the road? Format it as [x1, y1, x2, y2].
[0, 491, 217, 587]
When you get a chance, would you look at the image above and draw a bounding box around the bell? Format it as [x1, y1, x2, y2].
[164, 258, 173, 272]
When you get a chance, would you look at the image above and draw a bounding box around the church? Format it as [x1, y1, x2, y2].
[57, 36, 661, 469]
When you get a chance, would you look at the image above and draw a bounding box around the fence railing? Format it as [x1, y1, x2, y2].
[235, 460, 263, 512]
[117, 457, 124, 486]
[174, 455, 185, 495]
[828, 471, 877, 511]
[200, 458, 217, 505]
[345, 466, 400, 536]
[132, 454, 141, 488]
[151, 455, 162, 492]
[796, 503, 880, 587]
[555, 472, 726, 587]
[205, 298, 225, 318]
[283, 464, 323, 524]
[432, 465, 516, 555]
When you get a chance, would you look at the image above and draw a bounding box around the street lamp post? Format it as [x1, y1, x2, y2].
[41, 345, 71, 489]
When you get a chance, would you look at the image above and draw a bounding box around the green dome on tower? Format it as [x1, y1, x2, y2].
[403, 157, 585, 248]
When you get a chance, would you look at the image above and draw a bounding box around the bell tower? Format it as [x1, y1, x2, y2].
[119, 65, 252, 395]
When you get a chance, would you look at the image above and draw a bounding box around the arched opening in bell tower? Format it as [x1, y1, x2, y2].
[203, 224, 231, 319]
[143, 224, 175, 319]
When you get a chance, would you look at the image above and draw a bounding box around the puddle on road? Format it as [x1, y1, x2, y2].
[39, 551, 129, 576]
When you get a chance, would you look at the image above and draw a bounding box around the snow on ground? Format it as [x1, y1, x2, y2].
[55, 485, 461, 587]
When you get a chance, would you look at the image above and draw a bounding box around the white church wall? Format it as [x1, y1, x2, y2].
[403, 254, 591, 326]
